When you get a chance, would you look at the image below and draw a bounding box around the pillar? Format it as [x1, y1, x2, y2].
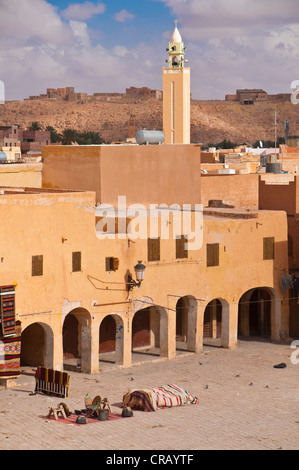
[211, 300, 218, 339]
[118, 314, 131, 367]
[221, 301, 238, 349]
[81, 318, 92, 374]
[238, 300, 250, 336]
[159, 306, 176, 359]
[194, 302, 204, 353]
[90, 320, 99, 374]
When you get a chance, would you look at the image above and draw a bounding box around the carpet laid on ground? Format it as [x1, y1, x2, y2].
[122, 384, 199, 412]
[45, 412, 124, 425]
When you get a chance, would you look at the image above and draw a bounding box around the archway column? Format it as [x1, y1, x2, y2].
[116, 314, 131, 367]
[122, 314, 132, 367]
[52, 330, 63, 371]
[271, 295, 287, 342]
[185, 297, 199, 352]
[211, 300, 218, 339]
[221, 301, 238, 349]
[159, 306, 176, 359]
[90, 320, 99, 374]
[80, 317, 92, 373]
[238, 297, 250, 336]
[194, 301, 205, 353]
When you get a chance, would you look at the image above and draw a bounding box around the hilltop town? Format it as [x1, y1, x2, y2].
[0, 85, 298, 145]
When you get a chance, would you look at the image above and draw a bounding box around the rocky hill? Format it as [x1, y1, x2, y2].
[0, 97, 298, 146]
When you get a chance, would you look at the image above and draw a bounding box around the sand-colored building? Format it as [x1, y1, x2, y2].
[42, 144, 201, 207]
[0, 180, 289, 380]
[259, 174, 299, 337]
[0, 162, 42, 187]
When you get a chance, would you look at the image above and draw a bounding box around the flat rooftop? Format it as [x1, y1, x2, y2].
[203, 207, 258, 219]
[0, 186, 85, 195]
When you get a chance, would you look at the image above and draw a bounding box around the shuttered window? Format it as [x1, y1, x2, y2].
[32, 255, 43, 276]
[207, 243, 219, 267]
[148, 238, 160, 262]
[263, 237, 275, 260]
[105, 257, 119, 271]
[176, 236, 188, 259]
[72, 252, 81, 272]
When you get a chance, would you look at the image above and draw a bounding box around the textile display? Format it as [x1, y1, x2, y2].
[0, 321, 21, 378]
[122, 383, 198, 412]
[0, 285, 16, 337]
[35, 366, 70, 398]
[122, 389, 156, 412]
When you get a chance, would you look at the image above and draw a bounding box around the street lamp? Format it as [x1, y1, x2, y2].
[127, 261, 146, 291]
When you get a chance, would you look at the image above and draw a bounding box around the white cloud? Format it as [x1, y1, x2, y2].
[0, 0, 298, 102]
[69, 20, 90, 47]
[61, 1, 106, 21]
[0, 0, 72, 45]
[0, 0, 157, 100]
[158, 0, 299, 98]
[160, 0, 299, 35]
[112, 45, 130, 57]
[114, 9, 135, 23]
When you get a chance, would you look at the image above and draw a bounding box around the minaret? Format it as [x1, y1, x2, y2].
[163, 20, 190, 144]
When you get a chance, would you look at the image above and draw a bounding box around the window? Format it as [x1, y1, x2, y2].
[207, 243, 219, 267]
[105, 257, 119, 271]
[72, 251, 81, 272]
[32, 255, 43, 276]
[263, 237, 275, 260]
[148, 238, 160, 262]
[176, 236, 188, 259]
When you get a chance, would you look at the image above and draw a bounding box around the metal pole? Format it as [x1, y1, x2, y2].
[275, 108, 277, 157]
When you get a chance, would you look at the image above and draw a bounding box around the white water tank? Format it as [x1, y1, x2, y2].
[135, 130, 165, 145]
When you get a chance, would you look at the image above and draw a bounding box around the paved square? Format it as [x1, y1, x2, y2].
[0, 339, 298, 450]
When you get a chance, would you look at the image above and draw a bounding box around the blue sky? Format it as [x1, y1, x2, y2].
[0, 0, 299, 101]
[48, 0, 173, 49]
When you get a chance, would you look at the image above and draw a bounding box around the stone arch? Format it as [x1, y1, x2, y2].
[63, 313, 79, 359]
[176, 295, 198, 351]
[131, 304, 172, 360]
[203, 298, 229, 348]
[132, 307, 151, 349]
[99, 314, 125, 365]
[238, 287, 281, 341]
[63, 308, 91, 373]
[21, 322, 54, 368]
[203, 299, 222, 339]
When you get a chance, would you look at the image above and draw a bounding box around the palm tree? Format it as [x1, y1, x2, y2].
[27, 121, 43, 131]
